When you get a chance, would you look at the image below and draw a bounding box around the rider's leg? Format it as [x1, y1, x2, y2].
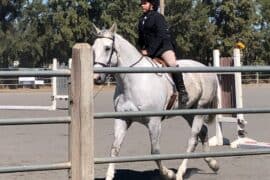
[161, 50, 189, 107]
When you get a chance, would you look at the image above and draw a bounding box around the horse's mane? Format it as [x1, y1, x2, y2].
[114, 33, 141, 55]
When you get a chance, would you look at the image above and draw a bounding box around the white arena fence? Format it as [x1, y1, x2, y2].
[0, 44, 270, 180]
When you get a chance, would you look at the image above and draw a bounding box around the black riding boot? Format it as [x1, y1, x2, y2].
[172, 72, 189, 108]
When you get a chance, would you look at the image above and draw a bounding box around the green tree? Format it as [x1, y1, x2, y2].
[1, 0, 269, 67]
[166, 0, 216, 64]
[190, 1, 217, 65]
[211, 0, 260, 65]
[257, 0, 270, 65]
[43, 0, 92, 64]
[15, 0, 47, 67]
[0, 0, 26, 67]
[99, 0, 141, 45]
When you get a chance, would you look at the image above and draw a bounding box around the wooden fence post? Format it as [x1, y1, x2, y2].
[70, 43, 94, 180]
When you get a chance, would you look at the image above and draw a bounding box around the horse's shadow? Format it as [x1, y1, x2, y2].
[95, 168, 215, 180]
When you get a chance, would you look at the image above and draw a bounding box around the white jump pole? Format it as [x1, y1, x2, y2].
[230, 49, 248, 148]
[68, 58, 72, 69]
[229, 49, 270, 148]
[209, 49, 230, 146]
[51, 58, 57, 110]
[51, 58, 71, 109]
[234, 48, 246, 137]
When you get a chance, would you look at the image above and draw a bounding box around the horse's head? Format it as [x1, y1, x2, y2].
[92, 23, 118, 85]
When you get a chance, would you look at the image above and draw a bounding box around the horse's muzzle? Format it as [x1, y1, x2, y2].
[94, 73, 106, 85]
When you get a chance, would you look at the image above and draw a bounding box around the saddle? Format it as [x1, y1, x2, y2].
[152, 58, 178, 113]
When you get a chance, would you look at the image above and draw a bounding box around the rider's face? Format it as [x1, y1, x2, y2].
[141, 2, 153, 13]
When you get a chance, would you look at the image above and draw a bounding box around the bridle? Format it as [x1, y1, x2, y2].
[94, 34, 144, 68]
[94, 35, 116, 68]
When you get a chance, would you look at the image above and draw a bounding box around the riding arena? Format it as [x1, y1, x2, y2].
[0, 37, 270, 180]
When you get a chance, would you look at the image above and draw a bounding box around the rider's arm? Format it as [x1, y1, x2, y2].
[138, 17, 145, 50]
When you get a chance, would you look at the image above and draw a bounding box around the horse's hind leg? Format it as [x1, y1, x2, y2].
[147, 117, 175, 180]
[199, 124, 219, 172]
[106, 119, 131, 180]
[176, 115, 206, 180]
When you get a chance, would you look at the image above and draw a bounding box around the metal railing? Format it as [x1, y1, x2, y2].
[94, 66, 270, 73]
[0, 71, 72, 174]
[95, 148, 270, 164]
[94, 107, 270, 119]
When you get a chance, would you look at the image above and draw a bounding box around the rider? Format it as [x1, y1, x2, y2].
[138, 0, 188, 107]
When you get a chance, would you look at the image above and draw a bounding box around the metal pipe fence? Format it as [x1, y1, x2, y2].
[92, 62, 270, 178]
[0, 70, 70, 77]
[0, 70, 72, 173]
[0, 43, 93, 180]
[0, 162, 71, 174]
[95, 148, 270, 164]
[94, 66, 270, 73]
[95, 107, 270, 119]
[0, 117, 70, 125]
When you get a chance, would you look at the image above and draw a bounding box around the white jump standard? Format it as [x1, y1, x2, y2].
[209, 49, 270, 149]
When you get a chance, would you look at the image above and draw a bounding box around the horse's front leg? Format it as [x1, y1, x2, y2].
[106, 118, 131, 180]
[176, 115, 205, 180]
[147, 117, 175, 180]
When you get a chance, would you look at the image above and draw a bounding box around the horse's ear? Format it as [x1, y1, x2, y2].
[109, 23, 117, 34]
[92, 23, 101, 34]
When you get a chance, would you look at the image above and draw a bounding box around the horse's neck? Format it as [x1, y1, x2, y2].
[115, 34, 151, 67]
[114, 35, 162, 92]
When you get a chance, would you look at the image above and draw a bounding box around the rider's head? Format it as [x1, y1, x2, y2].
[140, 0, 159, 12]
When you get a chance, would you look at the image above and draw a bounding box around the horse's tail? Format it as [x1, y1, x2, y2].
[207, 79, 219, 124]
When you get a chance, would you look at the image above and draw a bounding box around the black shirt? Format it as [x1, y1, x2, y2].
[138, 10, 174, 58]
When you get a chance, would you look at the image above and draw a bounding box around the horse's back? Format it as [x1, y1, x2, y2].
[177, 59, 207, 67]
[177, 59, 217, 81]
[177, 59, 218, 108]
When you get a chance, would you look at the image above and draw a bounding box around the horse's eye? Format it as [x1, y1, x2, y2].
[105, 46, 111, 51]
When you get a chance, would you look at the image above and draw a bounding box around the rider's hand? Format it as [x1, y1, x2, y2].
[141, 50, 148, 56]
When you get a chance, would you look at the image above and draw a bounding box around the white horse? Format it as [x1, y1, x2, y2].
[93, 23, 219, 180]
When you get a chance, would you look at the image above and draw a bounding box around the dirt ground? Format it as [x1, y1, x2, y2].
[0, 84, 269, 180]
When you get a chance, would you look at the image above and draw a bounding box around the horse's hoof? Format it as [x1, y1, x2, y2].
[105, 172, 114, 180]
[161, 168, 176, 180]
[209, 159, 219, 172]
[166, 169, 176, 179]
[175, 174, 183, 180]
[105, 176, 114, 180]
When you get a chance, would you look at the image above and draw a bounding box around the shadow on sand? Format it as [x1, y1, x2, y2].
[95, 167, 215, 180]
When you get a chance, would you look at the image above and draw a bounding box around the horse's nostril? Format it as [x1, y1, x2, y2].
[94, 75, 104, 85]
